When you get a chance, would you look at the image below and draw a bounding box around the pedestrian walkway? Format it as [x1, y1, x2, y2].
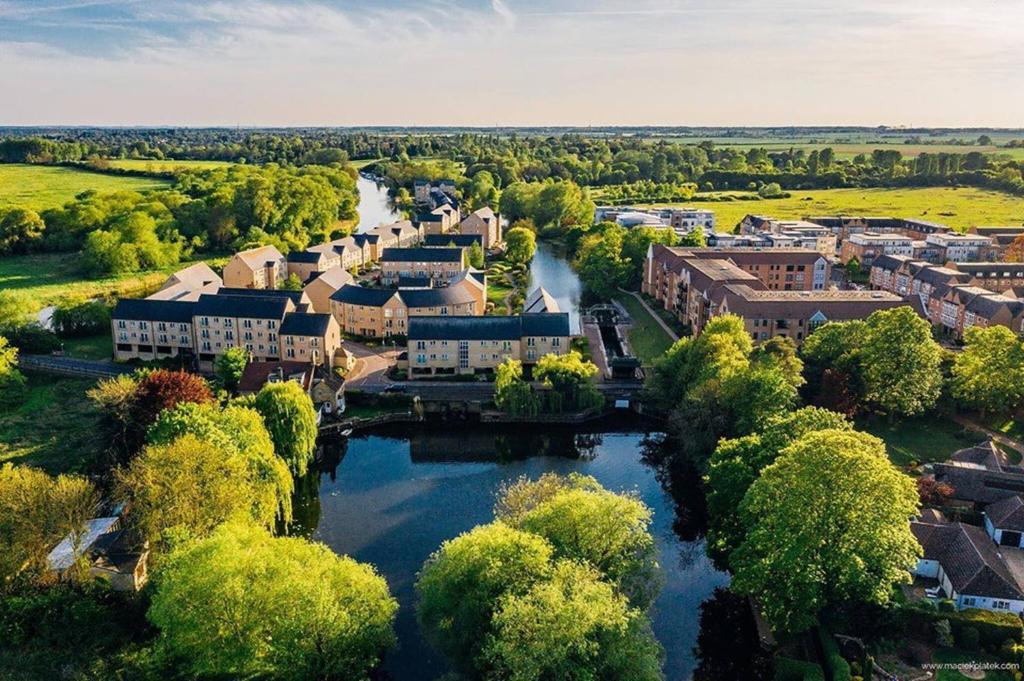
[617, 289, 679, 342]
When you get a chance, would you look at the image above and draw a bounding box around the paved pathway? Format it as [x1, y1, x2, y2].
[617, 289, 679, 342]
[953, 414, 1024, 455]
[343, 341, 399, 390]
[19, 354, 133, 379]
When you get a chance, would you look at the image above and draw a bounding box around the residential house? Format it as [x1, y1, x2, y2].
[985, 496, 1024, 549]
[149, 262, 223, 302]
[911, 516, 1024, 614]
[932, 441, 1024, 506]
[416, 204, 460, 235]
[222, 245, 288, 289]
[380, 247, 465, 285]
[279, 312, 343, 368]
[406, 313, 571, 378]
[303, 266, 355, 314]
[238, 360, 348, 415]
[287, 248, 340, 283]
[459, 207, 502, 248]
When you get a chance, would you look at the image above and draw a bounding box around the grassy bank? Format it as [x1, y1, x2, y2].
[0, 372, 105, 474]
[860, 415, 985, 468]
[0, 163, 169, 210]
[613, 294, 675, 363]
[639, 186, 1024, 232]
[104, 159, 236, 173]
[0, 252, 229, 310]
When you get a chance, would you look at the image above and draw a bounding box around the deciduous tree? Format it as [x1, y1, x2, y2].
[494, 358, 539, 416]
[214, 346, 249, 392]
[148, 522, 397, 680]
[252, 381, 319, 476]
[952, 325, 1024, 416]
[504, 225, 537, 265]
[860, 307, 943, 418]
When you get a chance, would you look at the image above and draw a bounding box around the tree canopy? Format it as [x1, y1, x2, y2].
[952, 325, 1024, 415]
[252, 380, 319, 476]
[148, 521, 396, 680]
[504, 225, 537, 265]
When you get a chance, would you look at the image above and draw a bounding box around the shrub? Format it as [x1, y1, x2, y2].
[773, 656, 825, 681]
[51, 299, 112, 338]
[959, 625, 981, 651]
[934, 619, 954, 647]
[818, 628, 851, 681]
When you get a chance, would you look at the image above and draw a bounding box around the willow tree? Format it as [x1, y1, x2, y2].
[253, 381, 319, 476]
[494, 358, 539, 416]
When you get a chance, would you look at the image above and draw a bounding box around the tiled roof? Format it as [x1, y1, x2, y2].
[113, 298, 195, 324]
[194, 294, 291, 320]
[912, 520, 1024, 600]
[408, 313, 570, 341]
[330, 285, 399, 306]
[987, 495, 1024, 532]
[287, 250, 325, 263]
[280, 312, 333, 337]
[524, 287, 560, 313]
[423, 234, 483, 248]
[400, 287, 478, 308]
[238, 361, 312, 394]
[716, 284, 905, 319]
[233, 245, 285, 268]
[305, 266, 354, 290]
[216, 287, 307, 305]
[381, 247, 463, 263]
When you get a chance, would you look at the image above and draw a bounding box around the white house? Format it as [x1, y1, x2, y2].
[985, 495, 1024, 549]
[911, 516, 1024, 614]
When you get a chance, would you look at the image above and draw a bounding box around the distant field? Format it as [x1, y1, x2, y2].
[105, 158, 236, 172]
[0, 163, 170, 211]
[641, 187, 1024, 232]
[0, 252, 229, 310]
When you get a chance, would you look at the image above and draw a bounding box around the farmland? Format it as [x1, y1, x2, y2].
[0, 163, 170, 211]
[641, 186, 1024, 232]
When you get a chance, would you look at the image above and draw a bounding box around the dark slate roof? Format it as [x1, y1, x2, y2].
[398, 276, 433, 288]
[238, 361, 312, 394]
[987, 496, 1024, 532]
[216, 287, 307, 305]
[423, 234, 483, 248]
[415, 212, 443, 222]
[952, 441, 1013, 470]
[381, 247, 463, 263]
[408, 313, 570, 341]
[871, 254, 912, 272]
[113, 298, 195, 324]
[912, 520, 1024, 600]
[194, 294, 290, 320]
[353, 233, 375, 247]
[329, 285, 399, 306]
[280, 312, 333, 337]
[287, 250, 324, 263]
[400, 287, 477, 308]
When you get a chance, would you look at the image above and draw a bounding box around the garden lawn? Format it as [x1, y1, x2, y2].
[0, 252, 230, 310]
[613, 294, 675, 363]
[860, 415, 986, 468]
[60, 334, 114, 360]
[0, 163, 169, 211]
[641, 186, 1024, 232]
[0, 372, 105, 475]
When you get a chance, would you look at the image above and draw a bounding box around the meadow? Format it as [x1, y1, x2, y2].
[642, 186, 1024, 232]
[104, 158, 236, 172]
[0, 252, 229, 310]
[0, 163, 170, 211]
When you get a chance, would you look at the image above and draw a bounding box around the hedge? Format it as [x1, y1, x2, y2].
[817, 628, 852, 681]
[900, 605, 1023, 650]
[774, 656, 825, 681]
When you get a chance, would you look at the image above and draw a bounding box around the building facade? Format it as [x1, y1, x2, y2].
[380, 247, 466, 285]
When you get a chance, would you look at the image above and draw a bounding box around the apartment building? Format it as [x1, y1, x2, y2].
[594, 205, 716, 236]
[280, 312, 342, 365]
[192, 294, 294, 370]
[955, 262, 1024, 291]
[330, 271, 486, 338]
[713, 286, 905, 343]
[643, 245, 830, 294]
[380, 247, 465, 285]
[933, 286, 1024, 339]
[303, 266, 355, 314]
[459, 207, 502, 248]
[416, 205, 461, 235]
[150, 262, 222, 301]
[839, 233, 915, 268]
[414, 179, 458, 207]
[970, 226, 1024, 261]
[222, 245, 288, 289]
[925, 233, 993, 263]
[286, 249, 340, 283]
[406, 313, 571, 378]
[804, 216, 953, 243]
[112, 299, 196, 361]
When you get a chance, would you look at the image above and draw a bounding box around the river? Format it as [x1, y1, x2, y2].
[356, 173, 404, 233]
[300, 422, 732, 681]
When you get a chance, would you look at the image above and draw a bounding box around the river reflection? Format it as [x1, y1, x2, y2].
[356, 173, 404, 233]
[528, 241, 583, 333]
[290, 420, 739, 680]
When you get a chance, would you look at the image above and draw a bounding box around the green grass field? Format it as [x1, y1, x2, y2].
[0, 252, 229, 310]
[0, 372, 105, 475]
[613, 294, 675, 363]
[642, 186, 1024, 232]
[860, 415, 985, 468]
[104, 158, 235, 173]
[0, 163, 170, 211]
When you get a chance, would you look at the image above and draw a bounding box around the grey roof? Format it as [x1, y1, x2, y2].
[399, 287, 477, 308]
[330, 285, 399, 306]
[287, 250, 324, 263]
[216, 287, 306, 305]
[381, 247, 463, 263]
[523, 287, 560, 314]
[280, 312, 333, 337]
[408, 313, 570, 341]
[398, 276, 433, 288]
[423, 234, 483, 248]
[194, 293, 290, 320]
[987, 495, 1024, 532]
[912, 520, 1024, 600]
[113, 298, 195, 324]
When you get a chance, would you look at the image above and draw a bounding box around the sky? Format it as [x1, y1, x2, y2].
[0, 0, 1022, 127]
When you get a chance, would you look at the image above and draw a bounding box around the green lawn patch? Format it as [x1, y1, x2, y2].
[984, 414, 1024, 443]
[640, 186, 1024, 233]
[60, 334, 113, 360]
[613, 294, 675, 363]
[0, 372, 105, 475]
[860, 415, 984, 467]
[104, 159, 235, 173]
[0, 163, 169, 211]
[0, 252, 230, 310]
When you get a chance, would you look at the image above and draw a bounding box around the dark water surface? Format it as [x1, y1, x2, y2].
[304, 421, 730, 680]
